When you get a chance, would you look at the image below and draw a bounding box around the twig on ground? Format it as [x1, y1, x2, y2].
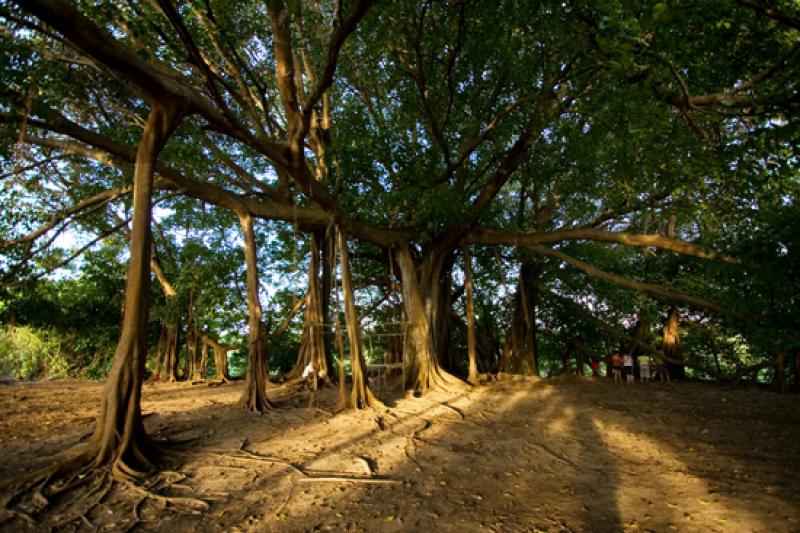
[296, 476, 400, 484]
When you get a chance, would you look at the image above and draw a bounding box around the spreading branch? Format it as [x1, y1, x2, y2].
[466, 227, 738, 263]
[529, 244, 724, 313]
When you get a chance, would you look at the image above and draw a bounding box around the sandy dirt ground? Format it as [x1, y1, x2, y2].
[0, 375, 799, 532]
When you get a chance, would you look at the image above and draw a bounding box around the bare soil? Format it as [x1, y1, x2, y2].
[1, 376, 799, 532]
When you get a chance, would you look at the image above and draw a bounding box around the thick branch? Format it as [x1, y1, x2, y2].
[434, 87, 566, 253]
[300, 0, 374, 137]
[466, 227, 738, 263]
[1, 184, 131, 249]
[529, 244, 724, 313]
[735, 0, 800, 31]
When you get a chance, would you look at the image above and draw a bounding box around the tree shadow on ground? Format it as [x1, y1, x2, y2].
[2, 377, 799, 531]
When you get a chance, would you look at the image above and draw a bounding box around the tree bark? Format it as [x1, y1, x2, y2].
[773, 348, 788, 393]
[88, 103, 184, 479]
[395, 245, 462, 392]
[198, 339, 208, 380]
[236, 212, 273, 411]
[163, 324, 180, 382]
[499, 264, 538, 376]
[662, 307, 685, 379]
[337, 225, 381, 409]
[288, 232, 329, 382]
[152, 326, 167, 381]
[795, 348, 800, 393]
[205, 335, 231, 381]
[462, 245, 479, 385]
[186, 303, 200, 381]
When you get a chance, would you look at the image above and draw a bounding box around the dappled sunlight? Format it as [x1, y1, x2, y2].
[591, 417, 766, 531]
[2, 378, 799, 531]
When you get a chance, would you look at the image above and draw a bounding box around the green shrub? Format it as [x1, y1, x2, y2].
[0, 325, 66, 380]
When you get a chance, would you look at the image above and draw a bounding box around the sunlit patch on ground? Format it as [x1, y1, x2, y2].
[1, 377, 798, 531]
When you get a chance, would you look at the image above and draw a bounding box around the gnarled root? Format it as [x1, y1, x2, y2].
[0, 439, 203, 529]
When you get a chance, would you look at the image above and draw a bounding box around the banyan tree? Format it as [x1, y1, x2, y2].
[1, 0, 798, 500]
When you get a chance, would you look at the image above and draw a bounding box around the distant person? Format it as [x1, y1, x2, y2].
[638, 354, 652, 382]
[590, 357, 600, 377]
[623, 353, 634, 384]
[654, 353, 670, 382]
[611, 352, 623, 383]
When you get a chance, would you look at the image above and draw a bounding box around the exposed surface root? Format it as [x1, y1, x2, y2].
[123, 481, 209, 511]
[0, 439, 208, 530]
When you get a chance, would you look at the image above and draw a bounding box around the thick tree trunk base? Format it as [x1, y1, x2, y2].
[410, 364, 469, 395]
[0, 437, 207, 530]
[237, 380, 274, 412]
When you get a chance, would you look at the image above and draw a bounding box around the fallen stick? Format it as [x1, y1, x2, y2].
[296, 476, 401, 484]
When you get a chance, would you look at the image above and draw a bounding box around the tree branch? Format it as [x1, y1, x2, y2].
[466, 227, 738, 263]
[529, 244, 724, 313]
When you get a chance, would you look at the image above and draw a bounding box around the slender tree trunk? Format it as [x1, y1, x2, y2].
[795, 348, 800, 393]
[187, 323, 199, 382]
[288, 232, 328, 382]
[337, 226, 381, 409]
[236, 212, 273, 411]
[186, 294, 202, 381]
[462, 245, 479, 385]
[152, 326, 167, 381]
[163, 325, 180, 382]
[529, 286, 540, 376]
[774, 348, 788, 393]
[320, 229, 335, 374]
[335, 310, 347, 409]
[198, 340, 208, 380]
[89, 104, 184, 479]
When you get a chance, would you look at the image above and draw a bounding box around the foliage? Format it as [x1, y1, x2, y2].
[0, 324, 66, 379]
[0, 0, 798, 386]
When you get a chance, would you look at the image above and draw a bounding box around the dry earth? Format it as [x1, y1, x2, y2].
[1, 375, 799, 532]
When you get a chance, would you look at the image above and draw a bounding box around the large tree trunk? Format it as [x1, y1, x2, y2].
[462, 246, 479, 385]
[337, 226, 381, 409]
[395, 245, 462, 392]
[499, 265, 538, 376]
[662, 307, 685, 379]
[521, 262, 541, 376]
[205, 335, 231, 381]
[435, 265, 455, 373]
[88, 104, 184, 479]
[236, 212, 273, 411]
